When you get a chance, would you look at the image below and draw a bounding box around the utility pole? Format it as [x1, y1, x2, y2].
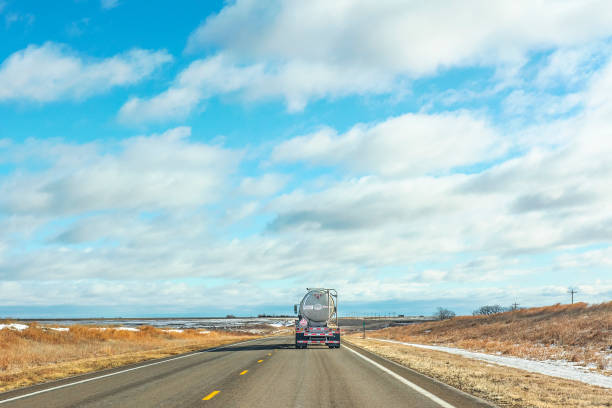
[568, 287, 578, 304]
[511, 301, 519, 311]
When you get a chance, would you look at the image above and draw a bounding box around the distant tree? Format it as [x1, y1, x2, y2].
[225, 314, 236, 319]
[472, 305, 506, 316]
[435, 307, 456, 320]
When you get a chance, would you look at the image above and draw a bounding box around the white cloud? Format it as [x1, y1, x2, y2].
[188, 0, 612, 73]
[9, 59, 612, 300]
[556, 247, 612, 269]
[272, 112, 504, 176]
[101, 0, 119, 10]
[123, 1, 612, 122]
[2, 277, 610, 311]
[66, 18, 91, 37]
[263, 64, 612, 292]
[4, 25, 612, 311]
[0, 127, 241, 215]
[119, 86, 201, 123]
[239, 173, 289, 196]
[119, 53, 391, 122]
[118, 54, 261, 122]
[264, 57, 612, 267]
[535, 43, 610, 88]
[0, 42, 172, 103]
[502, 90, 582, 118]
[224, 201, 259, 223]
[420, 270, 448, 282]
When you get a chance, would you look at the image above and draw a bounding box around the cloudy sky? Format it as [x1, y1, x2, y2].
[1, 0, 611, 317]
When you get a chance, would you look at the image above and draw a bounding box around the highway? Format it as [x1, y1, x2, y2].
[0, 336, 494, 408]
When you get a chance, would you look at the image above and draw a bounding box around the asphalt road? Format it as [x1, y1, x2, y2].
[0, 336, 494, 408]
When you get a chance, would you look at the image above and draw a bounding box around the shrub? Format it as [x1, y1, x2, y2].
[435, 307, 456, 320]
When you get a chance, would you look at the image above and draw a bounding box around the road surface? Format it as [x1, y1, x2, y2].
[0, 336, 494, 408]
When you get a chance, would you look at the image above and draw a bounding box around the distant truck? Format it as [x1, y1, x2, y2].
[294, 288, 340, 349]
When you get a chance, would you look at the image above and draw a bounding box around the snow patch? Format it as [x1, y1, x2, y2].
[0, 323, 28, 331]
[373, 338, 612, 389]
[245, 329, 264, 334]
[49, 327, 69, 332]
[91, 327, 139, 332]
[115, 327, 139, 331]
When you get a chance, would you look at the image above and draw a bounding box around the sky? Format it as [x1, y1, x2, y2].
[1, 0, 612, 318]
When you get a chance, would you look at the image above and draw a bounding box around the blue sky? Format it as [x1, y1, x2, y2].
[1, 0, 612, 318]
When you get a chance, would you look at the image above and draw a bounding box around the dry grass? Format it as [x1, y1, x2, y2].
[0, 324, 258, 392]
[346, 337, 612, 408]
[370, 302, 612, 373]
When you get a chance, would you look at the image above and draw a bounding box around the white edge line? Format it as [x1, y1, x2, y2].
[344, 345, 457, 408]
[0, 338, 262, 405]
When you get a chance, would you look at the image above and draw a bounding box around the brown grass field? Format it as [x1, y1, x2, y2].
[369, 302, 612, 373]
[346, 337, 611, 408]
[344, 302, 611, 408]
[0, 323, 259, 393]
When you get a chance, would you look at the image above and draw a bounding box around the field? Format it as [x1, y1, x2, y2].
[346, 337, 611, 408]
[0, 323, 259, 393]
[344, 301, 612, 408]
[368, 302, 612, 373]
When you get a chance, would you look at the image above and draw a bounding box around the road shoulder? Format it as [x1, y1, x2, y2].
[344, 339, 495, 408]
[346, 336, 611, 408]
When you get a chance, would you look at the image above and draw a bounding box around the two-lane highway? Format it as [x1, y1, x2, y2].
[0, 337, 495, 407]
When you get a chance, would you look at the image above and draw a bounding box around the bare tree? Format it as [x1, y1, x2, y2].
[472, 304, 506, 316]
[435, 307, 456, 320]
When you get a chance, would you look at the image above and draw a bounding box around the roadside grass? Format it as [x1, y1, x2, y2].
[369, 302, 612, 373]
[346, 337, 611, 408]
[0, 324, 258, 393]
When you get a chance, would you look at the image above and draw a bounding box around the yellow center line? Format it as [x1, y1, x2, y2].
[257, 359, 263, 363]
[240, 370, 248, 375]
[202, 390, 220, 401]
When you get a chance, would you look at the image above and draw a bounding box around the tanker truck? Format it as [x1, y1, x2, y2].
[294, 288, 340, 349]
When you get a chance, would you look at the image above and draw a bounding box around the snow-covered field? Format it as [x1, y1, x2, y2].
[373, 338, 612, 389]
[1, 318, 295, 333]
[12, 317, 295, 330]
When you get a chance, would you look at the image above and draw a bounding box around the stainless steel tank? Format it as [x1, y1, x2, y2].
[299, 289, 335, 323]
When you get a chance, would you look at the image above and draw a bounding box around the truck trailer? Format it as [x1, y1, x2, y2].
[294, 288, 340, 349]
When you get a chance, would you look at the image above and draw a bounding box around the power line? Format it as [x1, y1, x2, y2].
[568, 287, 578, 304]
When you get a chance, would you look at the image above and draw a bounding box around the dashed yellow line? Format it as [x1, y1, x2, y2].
[202, 390, 220, 400]
[240, 370, 248, 375]
[257, 359, 263, 363]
